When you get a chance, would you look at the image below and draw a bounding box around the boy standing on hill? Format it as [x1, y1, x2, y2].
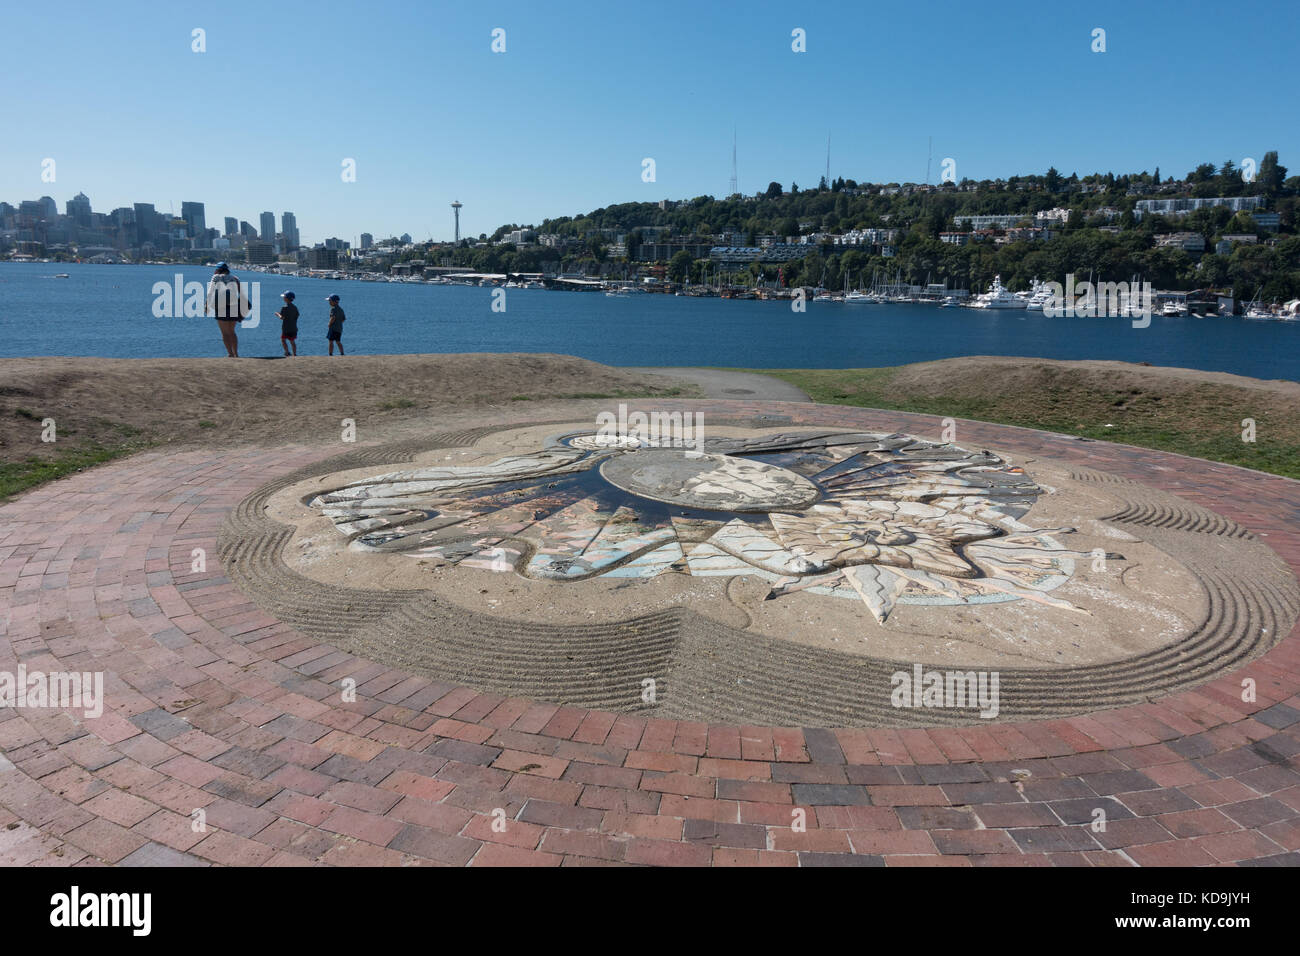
[326, 293, 346, 355]
[276, 291, 299, 356]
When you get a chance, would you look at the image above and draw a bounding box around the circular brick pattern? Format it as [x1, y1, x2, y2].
[2, 400, 1299, 867]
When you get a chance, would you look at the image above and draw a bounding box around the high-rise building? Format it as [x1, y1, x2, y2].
[240, 220, 257, 239]
[281, 212, 299, 251]
[260, 211, 277, 250]
[110, 207, 136, 247]
[66, 192, 92, 226]
[181, 202, 207, 247]
[39, 196, 58, 219]
[360, 233, 373, 250]
[224, 217, 238, 236]
[133, 203, 157, 244]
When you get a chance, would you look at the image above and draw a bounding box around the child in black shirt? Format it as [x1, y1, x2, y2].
[276, 291, 299, 356]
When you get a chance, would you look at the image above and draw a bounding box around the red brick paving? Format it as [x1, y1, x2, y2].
[2, 400, 1300, 866]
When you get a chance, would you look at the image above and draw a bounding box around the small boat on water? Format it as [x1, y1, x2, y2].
[53, 273, 70, 278]
[1242, 289, 1274, 320]
[1162, 300, 1186, 317]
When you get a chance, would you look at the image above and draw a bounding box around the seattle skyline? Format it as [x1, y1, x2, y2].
[6, 0, 1298, 244]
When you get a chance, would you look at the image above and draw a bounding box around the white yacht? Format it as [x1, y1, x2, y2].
[843, 290, 876, 304]
[1161, 300, 1186, 317]
[968, 275, 1027, 310]
[1024, 279, 1054, 311]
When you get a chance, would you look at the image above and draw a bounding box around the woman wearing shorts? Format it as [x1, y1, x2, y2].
[205, 262, 246, 357]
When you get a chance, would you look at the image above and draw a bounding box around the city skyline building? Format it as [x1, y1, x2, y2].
[260, 211, 277, 251]
[181, 201, 207, 247]
[281, 211, 298, 251]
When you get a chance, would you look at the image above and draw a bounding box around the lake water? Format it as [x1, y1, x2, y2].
[1, 262, 1296, 380]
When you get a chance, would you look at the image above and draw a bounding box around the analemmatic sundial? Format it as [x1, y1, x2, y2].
[219, 415, 1298, 726]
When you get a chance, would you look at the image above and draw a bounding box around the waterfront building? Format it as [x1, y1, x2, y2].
[307, 246, 339, 269]
[246, 240, 275, 264]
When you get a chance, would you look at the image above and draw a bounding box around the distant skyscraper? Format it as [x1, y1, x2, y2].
[66, 192, 92, 226]
[39, 196, 58, 219]
[281, 211, 298, 251]
[224, 217, 238, 236]
[240, 220, 257, 239]
[110, 207, 136, 246]
[360, 233, 373, 250]
[260, 211, 276, 250]
[133, 203, 157, 243]
[181, 201, 207, 246]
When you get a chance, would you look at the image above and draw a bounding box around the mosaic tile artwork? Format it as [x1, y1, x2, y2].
[310, 430, 1118, 624]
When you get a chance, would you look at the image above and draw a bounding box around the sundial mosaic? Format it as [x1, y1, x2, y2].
[310, 430, 1118, 625]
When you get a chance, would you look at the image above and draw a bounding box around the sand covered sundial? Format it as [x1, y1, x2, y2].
[225, 416, 1296, 725]
[299, 428, 1107, 624]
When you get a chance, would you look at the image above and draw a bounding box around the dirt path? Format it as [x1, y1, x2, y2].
[625, 367, 812, 402]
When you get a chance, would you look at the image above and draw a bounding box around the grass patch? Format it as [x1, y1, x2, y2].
[0, 443, 150, 502]
[378, 398, 417, 410]
[751, 366, 1300, 481]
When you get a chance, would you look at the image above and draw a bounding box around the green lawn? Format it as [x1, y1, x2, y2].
[744, 366, 1300, 480]
[0, 442, 151, 502]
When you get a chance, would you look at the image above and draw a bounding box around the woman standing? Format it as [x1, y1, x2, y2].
[205, 262, 246, 357]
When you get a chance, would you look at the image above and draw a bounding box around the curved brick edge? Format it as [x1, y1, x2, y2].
[0, 399, 1297, 868]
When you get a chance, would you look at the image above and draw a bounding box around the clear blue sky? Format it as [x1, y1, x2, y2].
[5, 0, 1296, 245]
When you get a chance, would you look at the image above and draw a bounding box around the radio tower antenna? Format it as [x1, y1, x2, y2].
[825, 132, 831, 187]
[925, 136, 932, 185]
[729, 128, 738, 197]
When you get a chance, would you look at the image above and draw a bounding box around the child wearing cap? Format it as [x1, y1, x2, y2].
[326, 294, 346, 355]
[276, 292, 299, 356]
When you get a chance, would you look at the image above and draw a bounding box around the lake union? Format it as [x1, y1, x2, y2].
[1, 262, 1296, 380]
